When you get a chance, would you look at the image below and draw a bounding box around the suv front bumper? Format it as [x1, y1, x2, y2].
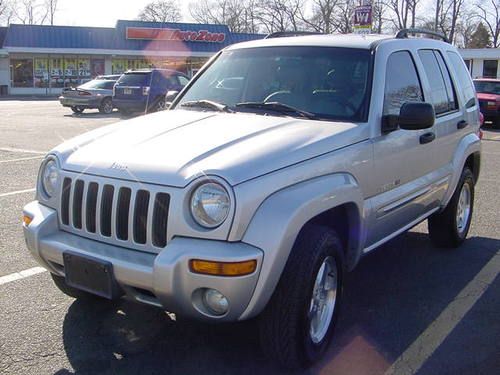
[23, 201, 263, 322]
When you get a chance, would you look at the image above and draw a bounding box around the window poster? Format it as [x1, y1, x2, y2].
[112, 59, 126, 74]
[64, 57, 78, 77]
[34, 58, 49, 88]
[50, 57, 63, 77]
[78, 58, 91, 77]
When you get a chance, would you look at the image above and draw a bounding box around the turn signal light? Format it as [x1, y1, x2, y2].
[23, 214, 33, 226]
[189, 259, 257, 277]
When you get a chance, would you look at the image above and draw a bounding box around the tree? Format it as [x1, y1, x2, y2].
[433, 0, 466, 43]
[138, 0, 181, 23]
[469, 21, 492, 47]
[44, 0, 57, 25]
[12, 0, 48, 24]
[304, 0, 342, 33]
[189, 0, 259, 33]
[253, 0, 307, 33]
[476, 0, 500, 47]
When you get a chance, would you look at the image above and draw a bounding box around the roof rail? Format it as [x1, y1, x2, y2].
[264, 31, 324, 39]
[396, 28, 449, 43]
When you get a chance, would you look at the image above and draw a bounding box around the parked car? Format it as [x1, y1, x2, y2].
[59, 77, 118, 114]
[24, 30, 481, 369]
[113, 69, 189, 114]
[474, 78, 500, 128]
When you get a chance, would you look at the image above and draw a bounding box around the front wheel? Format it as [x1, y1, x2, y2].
[258, 225, 344, 369]
[71, 106, 84, 113]
[98, 97, 113, 114]
[428, 167, 475, 248]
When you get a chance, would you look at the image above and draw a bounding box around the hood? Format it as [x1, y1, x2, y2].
[54, 109, 366, 187]
[477, 92, 500, 101]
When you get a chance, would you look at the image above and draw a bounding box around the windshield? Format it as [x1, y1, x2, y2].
[117, 72, 151, 86]
[79, 80, 116, 90]
[176, 46, 371, 121]
[474, 80, 500, 95]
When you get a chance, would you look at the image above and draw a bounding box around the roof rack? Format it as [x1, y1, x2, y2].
[265, 31, 325, 39]
[396, 28, 449, 43]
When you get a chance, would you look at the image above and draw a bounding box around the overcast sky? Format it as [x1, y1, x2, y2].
[56, 0, 193, 27]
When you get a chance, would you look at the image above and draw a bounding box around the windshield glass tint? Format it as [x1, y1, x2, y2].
[117, 73, 150, 86]
[474, 81, 500, 95]
[177, 46, 371, 121]
[79, 80, 115, 90]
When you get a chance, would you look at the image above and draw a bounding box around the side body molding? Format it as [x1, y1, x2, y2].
[239, 173, 365, 320]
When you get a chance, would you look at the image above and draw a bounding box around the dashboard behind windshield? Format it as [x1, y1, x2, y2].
[176, 46, 372, 122]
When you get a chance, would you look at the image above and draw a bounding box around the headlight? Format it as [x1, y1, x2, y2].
[190, 182, 230, 228]
[40, 158, 59, 198]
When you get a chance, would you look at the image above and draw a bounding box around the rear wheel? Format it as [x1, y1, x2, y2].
[70, 106, 84, 113]
[258, 225, 344, 369]
[51, 273, 102, 301]
[428, 167, 474, 248]
[98, 97, 113, 114]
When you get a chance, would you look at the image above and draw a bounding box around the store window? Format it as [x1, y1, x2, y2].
[12, 59, 34, 88]
[64, 57, 79, 87]
[50, 57, 64, 88]
[34, 58, 49, 88]
[483, 60, 498, 78]
[90, 59, 105, 77]
[464, 59, 472, 72]
[112, 59, 126, 74]
[78, 58, 91, 84]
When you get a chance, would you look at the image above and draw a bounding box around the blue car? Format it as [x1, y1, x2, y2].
[113, 69, 189, 114]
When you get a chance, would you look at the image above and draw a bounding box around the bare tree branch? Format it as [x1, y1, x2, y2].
[138, 0, 181, 23]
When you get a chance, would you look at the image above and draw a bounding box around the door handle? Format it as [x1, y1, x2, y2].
[420, 132, 435, 144]
[457, 120, 468, 129]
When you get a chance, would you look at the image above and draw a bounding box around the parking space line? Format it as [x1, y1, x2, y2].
[0, 147, 46, 155]
[385, 252, 500, 375]
[0, 156, 44, 163]
[0, 188, 36, 198]
[0, 267, 47, 286]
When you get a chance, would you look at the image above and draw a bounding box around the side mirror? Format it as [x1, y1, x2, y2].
[382, 102, 435, 132]
[166, 90, 179, 102]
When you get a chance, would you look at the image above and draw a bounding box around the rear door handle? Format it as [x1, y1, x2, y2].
[457, 120, 468, 129]
[420, 132, 435, 144]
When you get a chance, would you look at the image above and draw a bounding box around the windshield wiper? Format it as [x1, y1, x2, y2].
[180, 100, 233, 112]
[235, 101, 316, 119]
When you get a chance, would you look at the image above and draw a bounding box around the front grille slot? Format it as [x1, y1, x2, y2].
[86, 182, 99, 233]
[116, 187, 131, 240]
[60, 176, 170, 251]
[152, 193, 170, 247]
[61, 178, 72, 225]
[133, 190, 150, 244]
[72, 180, 84, 229]
[100, 185, 114, 237]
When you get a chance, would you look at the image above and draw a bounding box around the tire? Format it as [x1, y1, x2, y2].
[258, 225, 344, 369]
[71, 106, 84, 113]
[148, 97, 166, 113]
[50, 273, 102, 301]
[98, 97, 113, 114]
[428, 167, 475, 248]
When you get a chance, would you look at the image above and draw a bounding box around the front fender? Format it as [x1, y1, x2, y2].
[239, 173, 364, 320]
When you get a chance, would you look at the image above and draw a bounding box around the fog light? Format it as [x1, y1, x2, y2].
[203, 288, 229, 315]
[23, 214, 33, 226]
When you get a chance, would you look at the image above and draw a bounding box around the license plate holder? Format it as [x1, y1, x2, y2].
[63, 252, 121, 299]
[124, 88, 132, 95]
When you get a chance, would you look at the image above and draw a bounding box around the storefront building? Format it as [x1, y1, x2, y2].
[0, 20, 262, 95]
[459, 48, 500, 79]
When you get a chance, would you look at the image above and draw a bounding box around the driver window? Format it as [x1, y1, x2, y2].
[383, 51, 424, 116]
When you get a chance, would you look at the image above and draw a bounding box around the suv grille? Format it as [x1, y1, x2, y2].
[60, 176, 170, 250]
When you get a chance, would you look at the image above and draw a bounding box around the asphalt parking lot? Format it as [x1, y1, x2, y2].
[0, 99, 499, 375]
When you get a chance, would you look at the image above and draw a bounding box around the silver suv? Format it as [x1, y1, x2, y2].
[23, 30, 481, 369]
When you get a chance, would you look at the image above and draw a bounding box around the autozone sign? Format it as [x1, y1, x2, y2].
[126, 27, 226, 43]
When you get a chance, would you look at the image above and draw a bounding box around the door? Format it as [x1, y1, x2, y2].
[367, 50, 440, 247]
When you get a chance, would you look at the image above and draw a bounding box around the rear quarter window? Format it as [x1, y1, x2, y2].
[447, 52, 476, 108]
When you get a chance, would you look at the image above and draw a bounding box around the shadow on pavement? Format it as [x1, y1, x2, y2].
[63, 111, 122, 120]
[55, 232, 499, 375]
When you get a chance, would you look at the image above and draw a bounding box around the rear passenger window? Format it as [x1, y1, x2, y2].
[434, 51, 458, 111]
[383, 51, 424, 116]
[447, 51, 476, 108]
[418, 50, 452, 115]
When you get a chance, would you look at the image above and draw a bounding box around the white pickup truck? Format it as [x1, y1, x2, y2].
[23, 29, 481, 368]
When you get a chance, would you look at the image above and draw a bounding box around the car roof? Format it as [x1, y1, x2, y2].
[124, 68, 182, 74]
[226, 32, 451, 51]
